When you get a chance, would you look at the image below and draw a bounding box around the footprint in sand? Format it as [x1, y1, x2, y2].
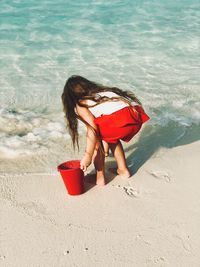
[0, 255, 6, 261]
[123, 186, 140, 198]
[19, 201, 48, 216]
[148, 170, 171, 183]
[146, 256, 166, 265]
[173, 234, 191, 252]
[112, 184, 140, 198]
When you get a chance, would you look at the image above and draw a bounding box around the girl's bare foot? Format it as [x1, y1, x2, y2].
[117, 168, 131, 178]
[96, 175, 106, 186]
[109, 167, 131, 178]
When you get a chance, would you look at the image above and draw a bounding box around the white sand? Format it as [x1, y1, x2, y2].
[1, 141, 200, 267]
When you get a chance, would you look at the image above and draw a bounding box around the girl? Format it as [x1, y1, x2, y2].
[62, 75, 150, 186]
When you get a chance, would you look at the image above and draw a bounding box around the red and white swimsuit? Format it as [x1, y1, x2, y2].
[87, 91, 150, 144]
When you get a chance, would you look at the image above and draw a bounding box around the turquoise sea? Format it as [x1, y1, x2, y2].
[0, 0, 200, 172]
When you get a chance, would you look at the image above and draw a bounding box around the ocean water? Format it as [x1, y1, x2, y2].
[0, 0, 200, 171]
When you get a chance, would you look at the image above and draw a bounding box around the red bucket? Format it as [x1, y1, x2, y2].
[57, 160, 84, 195]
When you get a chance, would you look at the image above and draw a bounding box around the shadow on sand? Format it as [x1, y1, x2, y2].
[106, 122, 200, 176]
[126, 122, 200, 174]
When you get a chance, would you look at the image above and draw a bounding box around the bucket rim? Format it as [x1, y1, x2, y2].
[57, 160, 81, 171]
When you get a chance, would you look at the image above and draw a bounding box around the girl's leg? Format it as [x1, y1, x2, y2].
[93, 147, 106, 185]
[109, 141, 131, 178]
[102, 140, 109, 156]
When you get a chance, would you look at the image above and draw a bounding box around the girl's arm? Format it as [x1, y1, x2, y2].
[76, 104, 98, 171]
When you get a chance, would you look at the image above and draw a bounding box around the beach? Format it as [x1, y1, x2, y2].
[1, 139, 200, 266]
[1, 0, 200, 266]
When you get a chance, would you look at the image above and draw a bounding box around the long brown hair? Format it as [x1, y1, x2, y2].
[61, 75, 142, 149]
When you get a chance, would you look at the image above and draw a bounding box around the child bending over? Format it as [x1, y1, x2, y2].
[62, 75, 150, 186]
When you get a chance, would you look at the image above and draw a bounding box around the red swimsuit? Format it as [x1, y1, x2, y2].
[94, 105, 150, 144]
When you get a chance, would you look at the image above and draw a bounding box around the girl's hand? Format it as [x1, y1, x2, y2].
[80, 153, 92, 172]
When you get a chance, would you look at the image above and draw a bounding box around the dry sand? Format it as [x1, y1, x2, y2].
[1, 141, 200, 267]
